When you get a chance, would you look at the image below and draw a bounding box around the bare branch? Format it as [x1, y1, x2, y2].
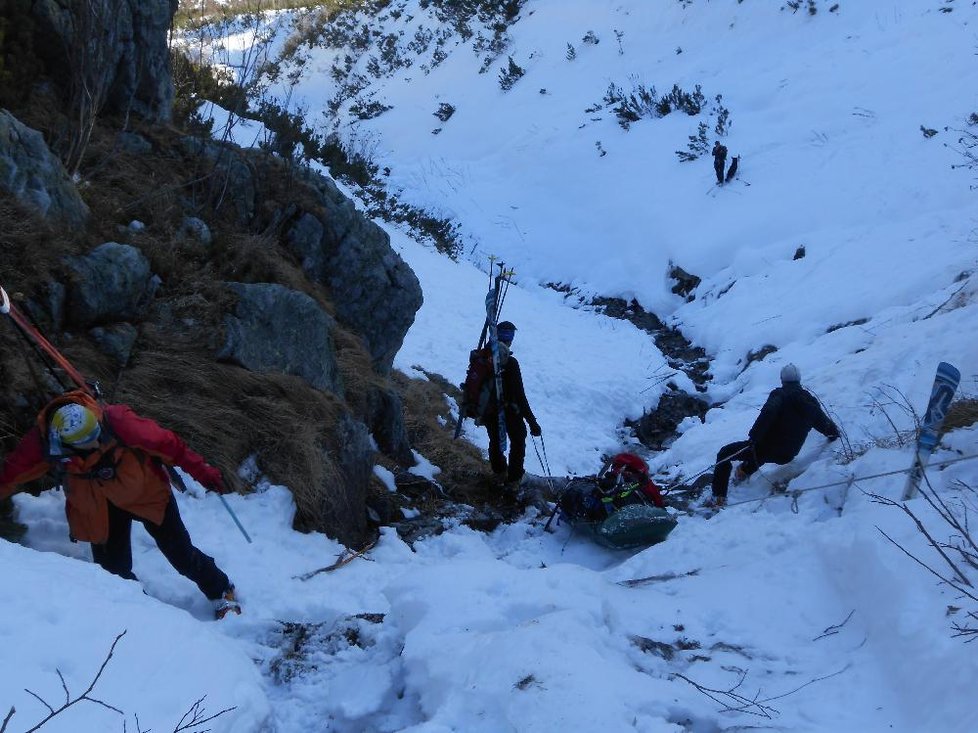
[172, 696, 236, 733]
[1, 706, 14, 733]
[295, 540, 377, 581]
[874, 526, 978, 605]
[674, 670, 777, 718]
[619, 568, 701, 587]
[813, 610, 855, 641]
[22, 631, 127, 733]
[868, 491, 972, 587]
[57, 670, 69, 705]
[920, 473, 978, 562]
[676, 663, 851, 718]
[22, 690, 53, 716]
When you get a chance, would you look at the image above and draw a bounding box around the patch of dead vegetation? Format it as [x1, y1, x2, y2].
[392, 368, 499, 506]
[944, 398, 978, 433]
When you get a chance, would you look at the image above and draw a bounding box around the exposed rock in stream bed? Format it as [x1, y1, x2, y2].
[546, 282, 715, 454]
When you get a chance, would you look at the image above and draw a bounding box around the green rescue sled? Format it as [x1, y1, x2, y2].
[571, 503, 677, 550]
[555, 454, 678, 550]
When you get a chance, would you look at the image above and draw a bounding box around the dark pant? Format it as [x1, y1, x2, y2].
[711, 440, 763, 499]
[714, 161, 725, 183]
[90, 496, 230, 600]
[485, 409, 528, 483]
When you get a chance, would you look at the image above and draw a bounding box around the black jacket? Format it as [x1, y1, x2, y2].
[748, 383, 838, 463]
[490, 352, 537, 426]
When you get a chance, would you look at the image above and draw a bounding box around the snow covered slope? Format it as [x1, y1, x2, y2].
[4, 2, 978, 732]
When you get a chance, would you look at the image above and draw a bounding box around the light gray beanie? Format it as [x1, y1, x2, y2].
[780, 363, 801, 384]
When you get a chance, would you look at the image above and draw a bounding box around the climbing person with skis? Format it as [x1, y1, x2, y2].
[712, 141, 728, 185]
[707, 363, 839, 507]
[0, 389, 242, 619]
[484, 321, 542, 492]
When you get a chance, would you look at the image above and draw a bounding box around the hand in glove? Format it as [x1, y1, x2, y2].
[528, 420, 542, 437]
[203, 467, 232, 495]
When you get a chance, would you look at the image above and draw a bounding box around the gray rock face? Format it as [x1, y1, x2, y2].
[628, 390, 711, 451]
[0, 111, 88, 226]
[291, 170, 423, 374]
[180, 138, 257, 223]
[219, 282, 342, 395]
[177, 216, 213, 250]
[323, 414, 372, 546]
[285, 212, 327, 282]
[362, 384, 413, 465]
[31, 0, 177, 122]
[64, 243, 159, 327]
[90, 323, 139, 367]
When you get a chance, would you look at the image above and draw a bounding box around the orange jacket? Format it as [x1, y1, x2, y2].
[0, 392, 223, 543]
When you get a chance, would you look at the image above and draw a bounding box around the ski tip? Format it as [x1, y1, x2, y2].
[0, 286, 9, 314]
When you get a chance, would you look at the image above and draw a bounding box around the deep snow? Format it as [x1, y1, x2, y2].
[3, 2, 978, 732]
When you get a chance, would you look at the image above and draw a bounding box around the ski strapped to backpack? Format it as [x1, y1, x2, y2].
[454, 259, 514, 445]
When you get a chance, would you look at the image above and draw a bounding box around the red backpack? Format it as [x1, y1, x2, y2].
[460, 347, 497, 422]
[600, 453, 665, 508]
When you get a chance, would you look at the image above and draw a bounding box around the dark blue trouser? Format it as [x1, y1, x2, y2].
[711, 440, 761, 499]
[485, 409, 528, 483]
[90, 495, 230, 600]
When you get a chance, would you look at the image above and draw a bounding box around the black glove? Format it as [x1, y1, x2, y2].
[528, 420, 542, 437]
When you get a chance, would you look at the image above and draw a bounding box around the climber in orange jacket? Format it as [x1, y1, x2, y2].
[0, 390, 240, 617]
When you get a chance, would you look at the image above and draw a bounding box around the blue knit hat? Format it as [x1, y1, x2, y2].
[497, 321, 517, 344]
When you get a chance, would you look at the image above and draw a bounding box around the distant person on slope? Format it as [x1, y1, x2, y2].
[708, 364, 839, 507]
[712, 141, 728, 185]
[484, 321, 542, 492]
[0, 390, 241, 619]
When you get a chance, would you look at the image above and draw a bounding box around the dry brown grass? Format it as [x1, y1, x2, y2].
[110, 337, 370, 543]
[393, 369, 499, 505]
[0, 100, 379, 540]
[0, 85, 503, 546]
[944, 398, 978, 433]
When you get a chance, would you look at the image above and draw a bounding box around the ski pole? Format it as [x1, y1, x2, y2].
[543, 495, 562, 533]
[219, 494, 253, 544]
[168, 466, 252, 543]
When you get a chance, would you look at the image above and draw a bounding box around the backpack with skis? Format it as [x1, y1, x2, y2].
[459, 345, 495, 423]
[454, 260, 513, 447]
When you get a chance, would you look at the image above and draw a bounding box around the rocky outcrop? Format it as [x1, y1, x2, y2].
[90, 323, 139, 367]
[30, 0, 178, 122]
[63, 243, 159, 327]
[219, 282, 342, 395]
[627, 389, 711, 451]
[286, 169, 423, 374]
[0, 111, 88, 226]
[361, 385, 413, 465]
[180, 138, 258, 224]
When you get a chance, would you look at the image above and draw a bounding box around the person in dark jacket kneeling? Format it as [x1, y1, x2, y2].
[709, 364, 839, 507]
